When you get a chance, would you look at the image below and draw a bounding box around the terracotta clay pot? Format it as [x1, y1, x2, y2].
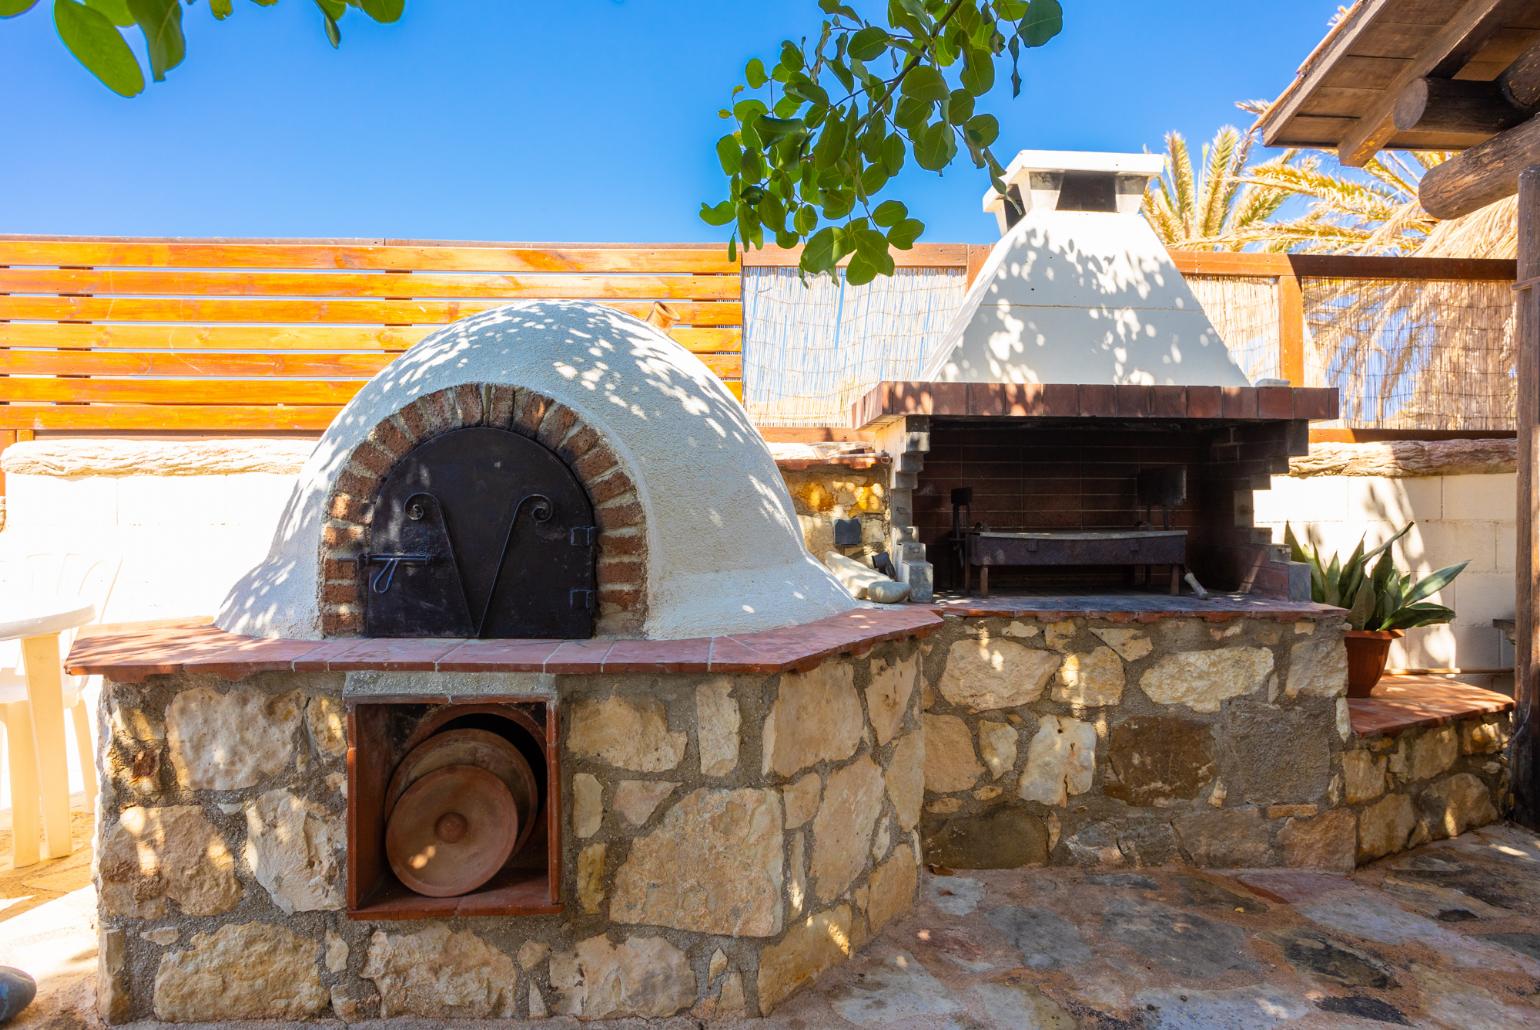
[1344, 629, 1401, 698]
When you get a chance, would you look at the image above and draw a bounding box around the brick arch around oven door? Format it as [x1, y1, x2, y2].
[319, 383, 646, 638]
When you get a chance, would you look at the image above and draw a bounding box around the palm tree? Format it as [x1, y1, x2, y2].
[1142, 118, 1464, 256]
[1230, 149, 1448, 255]
[1141, 125, 1296, 250]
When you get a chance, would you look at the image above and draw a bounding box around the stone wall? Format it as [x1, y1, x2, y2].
[1344, 713, 1511, 865]
[781, 464, 889, 562]
[93, 640, 925, 1023]
[917, 612, 1359, 870]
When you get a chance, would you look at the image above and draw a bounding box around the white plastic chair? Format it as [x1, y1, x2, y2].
[0, 552, 118, 867]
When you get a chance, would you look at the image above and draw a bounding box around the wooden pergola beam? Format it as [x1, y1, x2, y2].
[1337, 0, 1510, 167]
[1502, 36, 1540, 108]
[1393, 78, 1533, 141]
[1419, 113, 1540, 217]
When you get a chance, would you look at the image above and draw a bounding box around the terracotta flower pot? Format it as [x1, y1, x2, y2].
[1343, 629, 1401, 698]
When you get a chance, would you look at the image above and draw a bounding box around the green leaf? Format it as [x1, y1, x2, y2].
[914, 120, 956, 170]
[784, 76, 829, 108]
[732, 97, 768, 124]
[858, 162, 890, 196]
[357, 0, 404, 22]
[745, 57, 767, 88]
[888, 217, 924, 249]
[852, 225, 891, 267]
[53, 0, 143, 95]
[313, 0, 341, 46]
[1284, 523, 1310, 564]
[1384, 602, 1457, 631]
[948, 88, 975, 122]
[800, 226, 838, 275]
[794, 204, 817, 234]
[894, 95, 930, 130]
[1345, 577, 1374, 631]
[83, 0, 130, 25]
[126, 0, 184, 79]
[778, 40, 803, 73]
[0, 0, 39, 15]
[715, 134, 741, 175]
[960, 47, 994, 94]
[964, 112, 999, 146]
[1403, 561, 1468, 606]
[756, 116, 806, 142]
[1020, 0, 1062, 47]
[900, 65, 949, 102]
[848, 25, 888, 60]
[209, 0, 232, 18]
[699, 200, 736, 227]
[844, 254, 879, 286]
[1363, 521, 1413, 564]
[758, 190, 787, 231]
[872, 199, 906, 227]
[995, 0, 1029, 18]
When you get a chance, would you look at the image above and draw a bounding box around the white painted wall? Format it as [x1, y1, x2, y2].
[1, 468, 300, 624]
[0, 466, 299, 814]
[1254, 472, 1515, 677]
[0, 446, 1513, 676]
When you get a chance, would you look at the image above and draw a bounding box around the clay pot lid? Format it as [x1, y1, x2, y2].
[385, 764, 518, 898]
[385, 727, 540, 854]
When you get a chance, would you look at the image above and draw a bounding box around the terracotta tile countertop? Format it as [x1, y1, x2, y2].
[931, 592, 1344, 622]
[1348, 676, 1515, 738]
[65, 606, 943, 684]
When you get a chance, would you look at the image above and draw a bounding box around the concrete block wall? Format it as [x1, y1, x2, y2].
[1254, 472, 1515, 681]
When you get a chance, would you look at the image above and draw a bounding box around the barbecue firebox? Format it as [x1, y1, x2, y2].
[955, 466, 1190, 595]
[361, 426, 596, 639]
[857, 151, 1337, 601]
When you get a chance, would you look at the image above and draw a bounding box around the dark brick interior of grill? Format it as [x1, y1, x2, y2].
[915, 417, 1303, 596]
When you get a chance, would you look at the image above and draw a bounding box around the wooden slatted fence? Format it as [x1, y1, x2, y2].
[0, 239, 1520, 508]
[0, 237, 742, 439]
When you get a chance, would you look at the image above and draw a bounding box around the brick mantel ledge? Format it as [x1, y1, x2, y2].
[66, 607, 942, 684]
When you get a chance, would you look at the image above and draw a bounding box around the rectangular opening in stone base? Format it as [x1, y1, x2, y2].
[346, 698, 560, 918]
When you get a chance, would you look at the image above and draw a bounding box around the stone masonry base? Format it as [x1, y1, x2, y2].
[89, 610, 1513, 1022]
[94, 639, 925, 1023]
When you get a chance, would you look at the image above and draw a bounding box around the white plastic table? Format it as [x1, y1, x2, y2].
[0, 600, 94, 864]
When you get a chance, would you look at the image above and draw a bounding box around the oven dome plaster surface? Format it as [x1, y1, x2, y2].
[216, 301, 857, 640]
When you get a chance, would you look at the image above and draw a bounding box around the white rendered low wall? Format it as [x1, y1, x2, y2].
[0, 439, 306, 812]
[0, 439, 1517, 673]
[1255, 470, 1515, 679]
[0, 438, 308, 623]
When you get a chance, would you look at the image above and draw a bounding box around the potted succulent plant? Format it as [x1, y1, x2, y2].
[1285, 522, 1467, 698]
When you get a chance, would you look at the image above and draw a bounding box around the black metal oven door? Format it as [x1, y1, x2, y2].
[363, 425, 597, 639]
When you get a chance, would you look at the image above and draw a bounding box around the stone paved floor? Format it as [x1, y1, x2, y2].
[4, 820, 1540, 1027]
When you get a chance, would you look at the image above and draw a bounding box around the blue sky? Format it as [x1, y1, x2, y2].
[0, 1, 1344, 242]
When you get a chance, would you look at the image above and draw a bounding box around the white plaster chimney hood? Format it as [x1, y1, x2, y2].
[922, 150, 1251, 388]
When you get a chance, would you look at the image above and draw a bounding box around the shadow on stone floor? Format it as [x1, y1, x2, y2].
[772, 823, 1540, 1030]
[6, 821, 1540, 1028]
[1, 809, 98, 1029]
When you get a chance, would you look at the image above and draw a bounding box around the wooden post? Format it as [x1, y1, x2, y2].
[1277, 272, 1306, 385]
[1514, 166, 1540, 829]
